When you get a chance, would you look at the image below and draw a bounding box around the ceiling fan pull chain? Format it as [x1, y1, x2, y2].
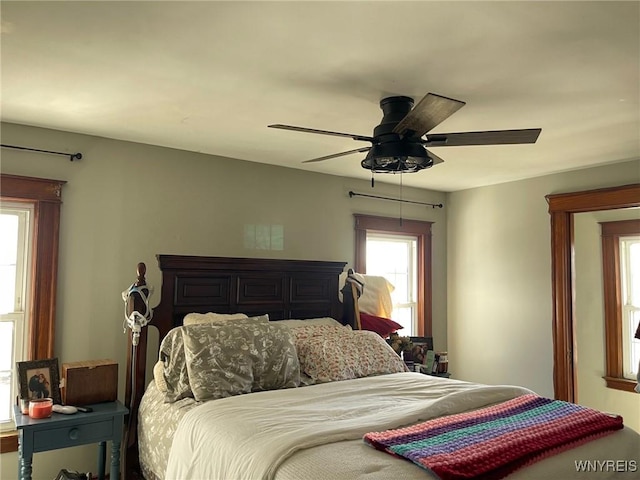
[399, 173, 403, 227]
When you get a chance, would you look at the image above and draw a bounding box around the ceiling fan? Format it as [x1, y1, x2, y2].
[268, 93, 541, 174]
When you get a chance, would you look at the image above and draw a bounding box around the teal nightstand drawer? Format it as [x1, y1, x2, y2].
[33, 419, 114, 451]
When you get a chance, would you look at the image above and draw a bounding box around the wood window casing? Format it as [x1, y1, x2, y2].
[0, 174, 65, 453]
[600, 219, 640, 392]
[547, 183, 640, 402]
[353, 214, 433, 337]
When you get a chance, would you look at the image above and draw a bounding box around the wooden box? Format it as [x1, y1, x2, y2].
[62, 359, 118, 406]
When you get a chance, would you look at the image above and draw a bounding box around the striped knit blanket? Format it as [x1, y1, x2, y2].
[363, 394, 623, 480]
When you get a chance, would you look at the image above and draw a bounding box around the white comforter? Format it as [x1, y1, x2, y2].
[165, 372, 639, 480]
[166, 373, 533, 479]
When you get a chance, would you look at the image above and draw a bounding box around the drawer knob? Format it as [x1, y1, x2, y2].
[69, 428, 79, 440]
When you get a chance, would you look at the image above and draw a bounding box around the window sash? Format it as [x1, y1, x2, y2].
[600, 219, 640, 392]
[366, 233, 418, 335]
[623, 307, 640, 378]
[0, 205, 32, 431]
[620, 236, 640, 379]
[0, 314, 26, 430]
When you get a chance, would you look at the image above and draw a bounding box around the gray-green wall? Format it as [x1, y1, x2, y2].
[1, 120, 638, 478]
[0, 122, 447, 478]
[447, 157, 640, 432]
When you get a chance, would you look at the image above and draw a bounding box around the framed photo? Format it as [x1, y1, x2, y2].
[16, 358, 62, 404]
[409, 337, 434, 364]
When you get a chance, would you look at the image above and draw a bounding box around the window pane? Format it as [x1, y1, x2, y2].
[0, 322, 12, 424]
[0, 214, 19, 264]
[0, 214, 19, 314]
[627, 309, 640, 377]
[628, 242, 640, 306]
[392, 306, 414, 332]
[366, 233, 417, 335]
[367, 240, 409, 272]
[0, 370, 10, 423]
[0, 322, 13, 370]
[390, 274, 409, 303]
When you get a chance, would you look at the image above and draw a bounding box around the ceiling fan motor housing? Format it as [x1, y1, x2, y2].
[362, 96, 433, 173]
[373, 96, 415, 139]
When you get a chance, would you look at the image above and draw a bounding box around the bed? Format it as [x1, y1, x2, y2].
[124, 255, 640, 480]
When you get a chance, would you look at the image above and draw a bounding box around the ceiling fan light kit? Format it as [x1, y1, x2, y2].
[269, 92, 541, 174]
[361, 142, 432, 173]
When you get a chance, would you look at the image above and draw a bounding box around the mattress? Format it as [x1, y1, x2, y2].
[138, 373, 640, 479]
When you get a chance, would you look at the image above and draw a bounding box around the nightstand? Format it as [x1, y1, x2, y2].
[13, 400, 128, 480]
[411, 363, 452, 378]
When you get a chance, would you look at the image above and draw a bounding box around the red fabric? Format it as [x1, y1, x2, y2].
[359, 313, 403, 338]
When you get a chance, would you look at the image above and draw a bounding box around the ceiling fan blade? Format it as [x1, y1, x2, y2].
[268, 124, 373, 143]
[303, 147, 371, 163]
[427, 150, 445, 166]
[425, 128, 542, 147]
[393, 93, 466, 138]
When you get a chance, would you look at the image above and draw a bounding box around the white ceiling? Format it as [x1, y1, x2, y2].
[1, 1, 638, 192]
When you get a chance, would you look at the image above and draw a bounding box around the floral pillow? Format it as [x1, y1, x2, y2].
[295, 328, 407, 383]
[290, 324, 351, 343]
[153, 360, 168, 393]
[182, 322, 301, 402]
[159, 314, 269, 402]
[182, 312, 251, 326]
[274, 317, 344, 329]
[159, 325, 192, 402]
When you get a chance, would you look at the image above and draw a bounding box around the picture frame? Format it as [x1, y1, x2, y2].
[409, 337, 434, 364]
[16, 357, 62, 404]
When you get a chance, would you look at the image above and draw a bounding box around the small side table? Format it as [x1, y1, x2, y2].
[13, 401, 128, 480]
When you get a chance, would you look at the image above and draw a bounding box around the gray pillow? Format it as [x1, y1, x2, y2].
[159, 315, 269, 403]
[182, 322, 301, 402]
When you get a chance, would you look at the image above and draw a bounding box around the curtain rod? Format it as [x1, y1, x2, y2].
[1, 144, 82, 161]
[349, 191, 443, 208]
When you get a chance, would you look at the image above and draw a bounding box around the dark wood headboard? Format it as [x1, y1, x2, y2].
[123, 255, 348, 478]
[152, 255, 347, 339]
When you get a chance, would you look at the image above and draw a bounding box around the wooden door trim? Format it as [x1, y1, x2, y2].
[546, 183, 640, 401]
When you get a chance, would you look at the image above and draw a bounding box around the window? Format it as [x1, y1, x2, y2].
[601, 219, 640, 392]
[0, 204, 33, 431]
[354, 214, 433, 337]
[0, 174, 65, 453]
[366, 233, 418, 334]
[620, 236, 640, 379]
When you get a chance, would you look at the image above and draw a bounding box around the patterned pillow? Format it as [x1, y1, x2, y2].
[159, 314, 269, 402]
[290, 324, 352, 343]
[182, 322, 301, 402]
[295, 329, 407, 383]
[274, 317, 344, 329]
[183, 312, 250, 326]
[153, 360, 168, 393]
